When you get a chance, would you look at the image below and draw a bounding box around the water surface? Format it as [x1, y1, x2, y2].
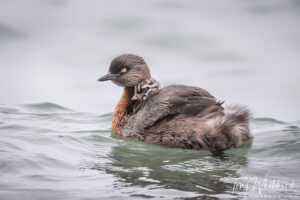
[0, 103, 299, 199]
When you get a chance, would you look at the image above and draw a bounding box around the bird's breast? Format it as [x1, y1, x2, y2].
[112, 87, 134, 135]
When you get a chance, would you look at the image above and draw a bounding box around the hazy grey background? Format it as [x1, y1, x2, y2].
[0, 0, 299, 121]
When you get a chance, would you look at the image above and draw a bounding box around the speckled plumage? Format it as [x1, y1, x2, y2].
[99, 54, 252, 153]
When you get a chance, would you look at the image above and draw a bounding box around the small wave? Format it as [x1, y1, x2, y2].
[251, 117, 292, 133]
[0, 106, 20, 114]
[0, 124, 57, 134]
[20, 102, 71, 112]
[253, 117, 287, 124]
[97, 113, 113, 118]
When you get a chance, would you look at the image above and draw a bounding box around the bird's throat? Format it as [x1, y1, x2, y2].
[112, 87, 134, 134]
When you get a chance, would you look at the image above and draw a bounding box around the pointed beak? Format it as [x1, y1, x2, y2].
[97, 73, 119, 82]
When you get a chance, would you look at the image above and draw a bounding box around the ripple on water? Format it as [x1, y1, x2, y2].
[20, 102, 71, 112]
[0, 103, 299, 199]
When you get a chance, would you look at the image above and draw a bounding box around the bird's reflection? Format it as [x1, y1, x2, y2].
[93, 137, 252, 199]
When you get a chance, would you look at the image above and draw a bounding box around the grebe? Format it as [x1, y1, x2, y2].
[98, 54, 252, 153]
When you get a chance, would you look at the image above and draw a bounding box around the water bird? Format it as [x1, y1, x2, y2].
[98, 54, 252, 153]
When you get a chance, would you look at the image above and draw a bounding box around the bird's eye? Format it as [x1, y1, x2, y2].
[121, 68, 127, 73]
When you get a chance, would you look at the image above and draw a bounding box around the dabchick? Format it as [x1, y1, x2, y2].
[98, 54, 252, 154]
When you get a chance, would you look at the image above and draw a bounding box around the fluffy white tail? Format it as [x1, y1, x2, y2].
[204, 105, 252, 152]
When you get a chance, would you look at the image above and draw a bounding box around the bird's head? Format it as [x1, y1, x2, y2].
[98, 54, 151, 87]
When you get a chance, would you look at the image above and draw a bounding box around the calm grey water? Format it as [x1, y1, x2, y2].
[0, 0, 300, 199]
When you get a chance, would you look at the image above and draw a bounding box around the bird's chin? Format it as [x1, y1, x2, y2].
[112, 80, 134, 88]
[112, 79, 141, 88]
